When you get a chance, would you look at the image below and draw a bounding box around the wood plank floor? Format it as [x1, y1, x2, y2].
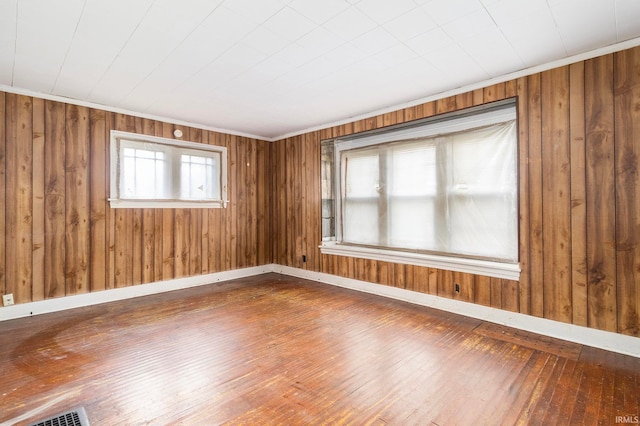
[1, 273, 638, 425]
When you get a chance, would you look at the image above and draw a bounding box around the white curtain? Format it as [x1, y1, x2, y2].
[340, 120, 518, 262]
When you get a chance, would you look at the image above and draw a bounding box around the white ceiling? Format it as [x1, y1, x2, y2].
[1, 0, 640, 140]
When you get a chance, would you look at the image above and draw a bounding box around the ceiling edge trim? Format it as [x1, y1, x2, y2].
[273, 36, 640, 142]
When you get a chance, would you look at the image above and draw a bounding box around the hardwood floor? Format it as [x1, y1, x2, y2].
[1, 273, 638, 425]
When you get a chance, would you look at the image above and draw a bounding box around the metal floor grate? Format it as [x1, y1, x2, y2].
[28, 407, 90, 426]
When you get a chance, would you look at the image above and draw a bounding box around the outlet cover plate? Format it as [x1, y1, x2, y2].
[2, 294, 14, 306]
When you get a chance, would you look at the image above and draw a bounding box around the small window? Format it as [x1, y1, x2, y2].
[321, 101, 520, 280]
[110, 130, 227, 208]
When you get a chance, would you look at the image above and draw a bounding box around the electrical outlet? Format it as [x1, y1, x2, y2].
[2, 293, 14, 306]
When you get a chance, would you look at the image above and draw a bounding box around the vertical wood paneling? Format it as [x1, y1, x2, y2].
[516, 76, 531, 315]
[585, 54, 617, 332]
[89, 109, 107, 292]
[569, 62, 588, 327]
[475, 275, 491, 307]
[6, 95, 33, 304]
[4, 94, 18, 301]
[32, 98, 45, 302]
[228, 134, 237, 270]
[527, 73, 544, 318]
[65, 105, 90, 295]
[541, 67, 572, 323]
[44, 104, 67, 299]
[614, 47, 640, 336]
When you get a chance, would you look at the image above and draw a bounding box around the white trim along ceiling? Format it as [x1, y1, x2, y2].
[1, 0, 640, 141]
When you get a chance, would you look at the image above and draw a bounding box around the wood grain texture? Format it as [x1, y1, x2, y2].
[585, 54, 617, 332]
[614, 48, 640, 336]
[527, 72, 545, 318]
[65, 104, 90, 295]
[541, 67, 572, 323]
[569, 61, 588, 327]
[32, 98, 45, 302]
[1, 274, 637, 426]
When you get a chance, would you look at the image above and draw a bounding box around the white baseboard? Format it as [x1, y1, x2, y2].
[0, 265, 273, 322]
[273, 265, 640, 359]
[1, 263, 638, 358]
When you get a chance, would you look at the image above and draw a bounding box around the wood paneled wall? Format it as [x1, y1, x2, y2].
[271, 46, 640, 338]
[0, 95, 272, 305]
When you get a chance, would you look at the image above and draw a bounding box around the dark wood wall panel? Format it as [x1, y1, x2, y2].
[0, 95, 272, 305]
[271, 45, 640, 338]
[615, 47, 640, 336]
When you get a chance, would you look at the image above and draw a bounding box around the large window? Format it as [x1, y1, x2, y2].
[110, 130, 227, 208]
[321, 101, 519, 280]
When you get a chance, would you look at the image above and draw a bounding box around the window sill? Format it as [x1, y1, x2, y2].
[109, 199, 228, 209]
[319, 242, 520, 281]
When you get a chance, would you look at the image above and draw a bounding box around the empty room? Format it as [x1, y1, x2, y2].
[1, 0, 640, 424]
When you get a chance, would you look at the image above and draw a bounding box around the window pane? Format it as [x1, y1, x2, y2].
[342, 151, 379, 245]
[387, 143, 437, 250]
[447, 121, 518, 261]
[122, 148, 167, 198]
[180, 153, 220, 200]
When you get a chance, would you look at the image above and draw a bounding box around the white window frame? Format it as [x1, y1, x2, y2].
[321, 101, 521, 281]
[109, 130, 228, 208]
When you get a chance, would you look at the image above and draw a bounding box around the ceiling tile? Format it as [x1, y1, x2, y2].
[355, 0, 418, 24]
[405, 28, 455, 57]
[498, 6, 567, 67]
[296, 27, 345, 57]
[241, 26, 292, 56]
[420, 0, 485, 26]
[458, 27, 524, 76]
[323, 6, 377, 41]
[350, 27, 398, 55]
[288, 0, 350, 24]
[383, 7, 438, 41]
[271, 42, 320, 67]
[442, 8, 497, 42]
[484, 0, 548, 27]
[222, 0, 285, 24]
[263, 6, 317, 41]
